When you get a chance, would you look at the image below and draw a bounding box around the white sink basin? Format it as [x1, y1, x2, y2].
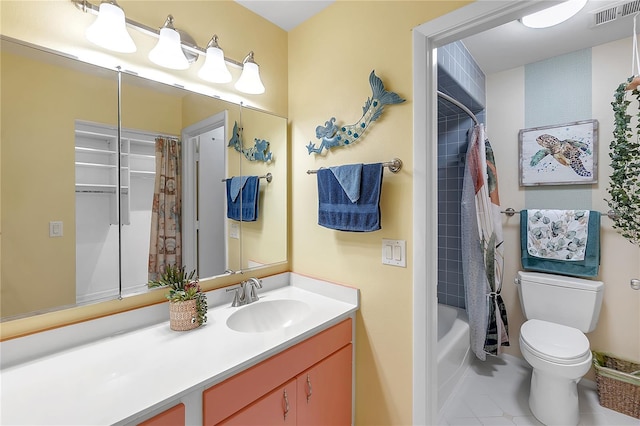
[226, 299, 311, 333]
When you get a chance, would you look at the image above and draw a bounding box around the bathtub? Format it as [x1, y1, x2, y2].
[437, 303, 471, 412]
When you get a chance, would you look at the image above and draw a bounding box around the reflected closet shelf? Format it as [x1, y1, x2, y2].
[75, 184, 129, 194]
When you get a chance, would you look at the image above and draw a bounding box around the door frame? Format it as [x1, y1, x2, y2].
[182, 110, 228, 275]
[411, 1, 554, 423]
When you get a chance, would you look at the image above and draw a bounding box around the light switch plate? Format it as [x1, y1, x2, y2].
[229, 222, 239, 239]
[382, 239, 406, 267]
[49, 221, 63, 237]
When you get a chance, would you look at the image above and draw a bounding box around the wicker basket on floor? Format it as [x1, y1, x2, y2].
[592, 351, 640, 419]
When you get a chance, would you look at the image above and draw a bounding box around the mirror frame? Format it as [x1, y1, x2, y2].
[0, 36, 288, 340]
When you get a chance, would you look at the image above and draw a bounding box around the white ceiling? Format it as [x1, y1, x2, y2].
[234, 0, 335, 32]
[234, 0, 638, 75]
[463, 0, 640, 74]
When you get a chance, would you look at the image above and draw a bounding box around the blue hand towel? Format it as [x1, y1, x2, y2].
[329, 164, 363, 203]
[317, 163, 383, 232]
[226, 176, 260, 221]
[520, 210, 600, 277]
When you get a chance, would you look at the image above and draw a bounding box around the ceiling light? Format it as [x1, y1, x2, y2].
[85, 0, 136, 53]
[520, 0, 588, 29]
[235, 52, 265, 95]
[148, 15, 190, 70]
[198, 35, 232, 83]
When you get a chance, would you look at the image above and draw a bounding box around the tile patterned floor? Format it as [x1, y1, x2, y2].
[438, 354, 639, 426]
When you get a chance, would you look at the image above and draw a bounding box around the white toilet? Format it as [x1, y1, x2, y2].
[514, 271, 604, 426]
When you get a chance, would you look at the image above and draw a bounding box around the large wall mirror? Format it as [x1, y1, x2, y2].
[1, 36, 288, 321]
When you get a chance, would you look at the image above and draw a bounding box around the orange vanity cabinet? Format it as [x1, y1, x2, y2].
[138, 403, 185, 426]
[204, 318, 353, 425]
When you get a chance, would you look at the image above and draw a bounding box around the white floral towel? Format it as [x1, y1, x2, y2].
[526, 209, 590, 261]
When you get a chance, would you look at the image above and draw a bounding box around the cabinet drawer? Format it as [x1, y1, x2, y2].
[220, 379, 297, 426]
[138, 403, 185, 426]
[203, 318, 352, 425]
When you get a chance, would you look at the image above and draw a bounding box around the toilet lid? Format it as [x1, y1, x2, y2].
[520, 319, 591, 364]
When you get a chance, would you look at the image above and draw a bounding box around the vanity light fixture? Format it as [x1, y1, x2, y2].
[85, 0, 136, 53]
[148, 15, 190, 70]
[72, 0, 265, 94]
[198, 35, 232, 83]
[520, 0, 588, 29]
[235, 52, 266, 95]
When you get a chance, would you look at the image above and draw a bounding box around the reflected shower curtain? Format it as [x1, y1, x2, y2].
[461, 124, 509, 360]
[148, 137, 182, 281]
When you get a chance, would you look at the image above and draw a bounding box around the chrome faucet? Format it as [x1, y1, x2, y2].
[226, 278, 263, 307]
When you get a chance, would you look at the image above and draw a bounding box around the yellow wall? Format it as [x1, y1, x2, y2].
[1, 51, 117, 316]
[485, 37, 640, 377]
[0, 0, 288, 117]
[239, 107, 288, 268]
[288, 2, 470, 424]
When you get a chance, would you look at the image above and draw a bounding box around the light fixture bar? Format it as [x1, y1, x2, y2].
[72, 0, 245, 68]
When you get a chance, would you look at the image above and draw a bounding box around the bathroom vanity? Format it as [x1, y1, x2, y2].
[0, 273, 359, 425]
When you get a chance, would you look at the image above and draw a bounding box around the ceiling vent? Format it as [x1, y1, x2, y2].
[592, 0, 640, 26]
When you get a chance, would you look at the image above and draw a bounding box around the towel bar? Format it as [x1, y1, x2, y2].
[221, 173, 272, 183]
[306, 158, 402, 174]
[501, 207, 619, 220]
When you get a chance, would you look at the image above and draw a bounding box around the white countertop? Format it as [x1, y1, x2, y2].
[0, 274, 359, 425]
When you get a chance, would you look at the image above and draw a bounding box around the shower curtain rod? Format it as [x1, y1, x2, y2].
[437, 91, 479, 126]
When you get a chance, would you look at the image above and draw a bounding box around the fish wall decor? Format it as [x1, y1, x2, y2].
[228, 121, 273, 162]
[307, 70, 405, 155]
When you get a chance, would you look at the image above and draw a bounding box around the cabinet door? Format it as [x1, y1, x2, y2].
[297, 344, 352, 425]
[220, 379, 297, 426]
[138, 403, 185, 426]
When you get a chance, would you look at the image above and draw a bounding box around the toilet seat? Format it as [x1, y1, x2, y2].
[520, 319, 591, 365]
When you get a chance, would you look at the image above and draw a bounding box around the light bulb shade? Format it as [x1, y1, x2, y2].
[198, 46, 232, 83]
[235, 61, 265, 95]
[521, 0, 587, 29]
[85, 2, 136, 53]
[148, 27, 189, 70]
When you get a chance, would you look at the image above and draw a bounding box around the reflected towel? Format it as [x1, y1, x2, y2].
[520, 209, 600, 277]
[226, 176, 260, 221]
[229, 176, 249, 202]
[317, 163, 383, 232]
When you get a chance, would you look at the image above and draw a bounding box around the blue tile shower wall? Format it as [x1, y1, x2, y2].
[437, 41, 485, 309]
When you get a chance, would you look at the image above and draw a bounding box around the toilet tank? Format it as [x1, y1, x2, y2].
[515, 271, 604, 333]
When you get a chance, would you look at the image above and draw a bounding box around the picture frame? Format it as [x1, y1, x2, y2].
[518, 119, 598, 186]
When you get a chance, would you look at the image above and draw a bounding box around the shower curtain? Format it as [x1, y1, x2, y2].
[461, 124, 509, 360]
[148, 136, 182, 281]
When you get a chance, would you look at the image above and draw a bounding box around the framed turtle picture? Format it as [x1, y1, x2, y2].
[518, 119, 598, 186]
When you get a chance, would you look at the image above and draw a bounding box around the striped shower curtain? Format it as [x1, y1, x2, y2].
[148, 137, 182, 282]
[461, 124, 509, 360]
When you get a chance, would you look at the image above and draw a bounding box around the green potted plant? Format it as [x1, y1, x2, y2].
[148, 265, 208, 331]
[606, 76, 640, 246]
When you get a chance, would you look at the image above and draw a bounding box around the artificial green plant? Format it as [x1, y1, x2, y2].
[606, 76, 640, 246]
[149, 265, 208, 326]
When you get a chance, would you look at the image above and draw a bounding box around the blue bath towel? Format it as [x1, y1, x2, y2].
[520, 210, 600, 277]
[226, 176, 260, 221]
[317, 163, 383, 232]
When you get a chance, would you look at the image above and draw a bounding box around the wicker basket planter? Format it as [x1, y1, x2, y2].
[592, 351, 640, 419]
[169, 299, 199, 332]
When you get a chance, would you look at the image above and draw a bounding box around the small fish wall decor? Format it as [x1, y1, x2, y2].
[228, 121, 273, 162]
[307, 70, 405, 155]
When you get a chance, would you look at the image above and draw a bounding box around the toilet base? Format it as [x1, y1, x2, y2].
[529, 368, 581, 426]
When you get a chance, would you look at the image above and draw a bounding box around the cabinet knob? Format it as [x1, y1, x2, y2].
[283, 389, 289, 420]
[306, 374, 313, 403]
